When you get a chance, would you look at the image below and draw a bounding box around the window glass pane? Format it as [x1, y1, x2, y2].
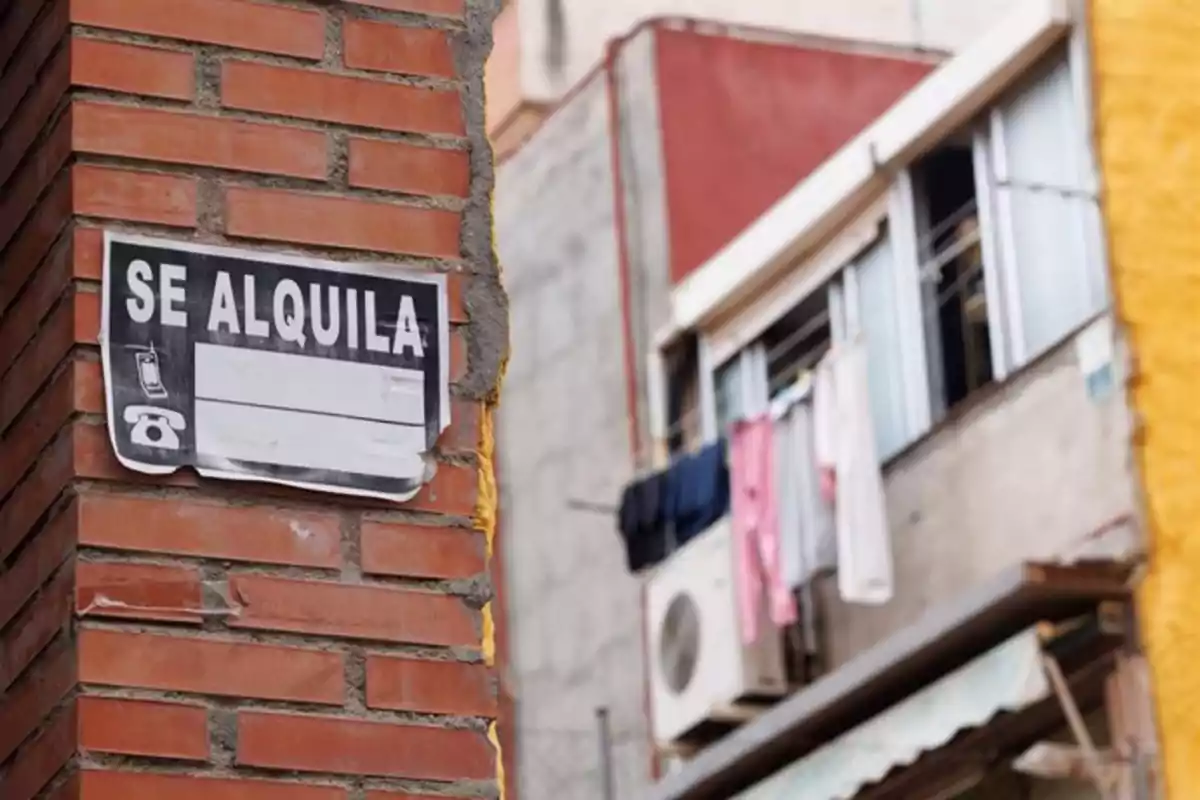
[762, 291, 830, 401]
[857, 236, 911, 460]
[1001, 58, 1080, 188]
[714, 357, 743, 433]
[1005, 188, 1098, 357]
[998, 53, 1107, 361]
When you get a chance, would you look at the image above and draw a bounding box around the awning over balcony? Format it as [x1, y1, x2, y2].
[734, 626, 1047, 800]
[644, 561, 1131, 800]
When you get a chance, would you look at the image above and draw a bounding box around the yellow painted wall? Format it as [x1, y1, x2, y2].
[1090, 1, 1200, 794]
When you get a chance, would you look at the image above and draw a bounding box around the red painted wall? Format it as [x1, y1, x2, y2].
[655, 27, 935, 286]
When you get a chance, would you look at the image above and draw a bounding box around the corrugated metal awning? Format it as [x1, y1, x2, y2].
[645, 561, 1131, 800]
[733, 627, 1048, 800]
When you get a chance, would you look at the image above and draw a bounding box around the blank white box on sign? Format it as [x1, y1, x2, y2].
[194, 401, 425, 478]
[193, 343, 426, 478]
[194, 344, 425, 424]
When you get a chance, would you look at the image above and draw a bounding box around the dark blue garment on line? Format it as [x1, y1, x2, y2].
[662, 439, 730, 545]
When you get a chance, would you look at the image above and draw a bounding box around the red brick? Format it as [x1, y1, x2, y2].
[71, 164, 197, 228]
[69, 0, 326, 59]
[0, 113, 72, 254]
[0, 325, 93, 461]
[221, 61, 464, 136]
[0, 299, 73, 432]
[71, 227, 104, 281]
[78, 628, 345, 704]
[77, 492, 343, 568]
[73, 358, 104, 413]
[0, 0, 68, 132]
[0, 366, 74, 500]
[348, 137, 469, 198]
[406, 460, 478, 516]
[447, 272, 468, 322]
[0, 174, 71, 315]
[75, 561, 204, 625]
[76, 286, 101, 342]
[73, 101, 329, 179]
[229, 574, 478, 647]
[438, 397, 483, 453]
[360, 521, 484, 579]
[0, 436, 73, 565]
[237, 711, 495, 781]
[343, 19, 455, 78]
[0, 46, 69, 188]
[79, 771, 348, 800]
[43, 773, 79, 800]
[70, 37, 195, 100]
[0, 235, 72, 377]
[366, 655, 496, 717]
[0, 504, 75, 631]
[450, 325, 467, 381]
[0, 0, 47, 72]
[347, 0, 464, 18]
[78, 696, 208, 761]
[225, 187, 460, 258]
[71, 420, 196, 488]
[0, 645, 76, 765]
[0, 567, 73, 694]
[0, 704, 77, 800]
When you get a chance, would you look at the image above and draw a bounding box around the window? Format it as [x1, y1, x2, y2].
[855, 234, 917, 460]
[672, 45, 1107, 468]
[663, 334, 703, 458]
[894, 44, 1107, 420]
[984, 53, 1107, 365]
[763, 290, 831, 401]
[911, 143, 995, 418]
[712, 288, 832, 436]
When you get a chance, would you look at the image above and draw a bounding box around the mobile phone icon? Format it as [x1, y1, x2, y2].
[136, 349, 168, 400]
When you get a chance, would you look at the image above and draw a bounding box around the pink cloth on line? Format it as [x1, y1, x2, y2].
[730, 416, 798, 645]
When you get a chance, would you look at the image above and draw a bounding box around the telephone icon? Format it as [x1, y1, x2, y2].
[123, 405, 186, 451]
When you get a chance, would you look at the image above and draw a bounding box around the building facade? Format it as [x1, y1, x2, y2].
[644, 0, 1160, 797]
[495, 0, 1200, 797]
[494, 21, 936, 800]
[485, 0, 1020, 160]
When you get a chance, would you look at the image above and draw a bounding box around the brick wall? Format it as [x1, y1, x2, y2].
[0, 1, 508, 799]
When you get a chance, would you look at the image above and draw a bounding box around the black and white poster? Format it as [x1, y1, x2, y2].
[100, 231, 450, 502]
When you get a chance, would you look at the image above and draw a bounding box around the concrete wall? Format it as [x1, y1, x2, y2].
[514, 0, 1012, 104]
[495, 70, 652, 800]
[821, 326, 1139, 667]
[1090, 1, 1199, 795]
[615, 27, 673, 462]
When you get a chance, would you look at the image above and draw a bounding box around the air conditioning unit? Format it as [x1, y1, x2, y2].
[647, 517, 788, 747]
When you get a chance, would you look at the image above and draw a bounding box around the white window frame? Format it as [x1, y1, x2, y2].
[976, 32, 1105, 373]
[699, 226, 928, 455]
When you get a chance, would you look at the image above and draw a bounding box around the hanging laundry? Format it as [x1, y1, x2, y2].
[730, 416, 797, 645]
[820, 337, 894, 605]
[616, 472, 669, 572]
[774, 398, 836, 591]
[662, 439, 730, 545]
[812, 354, 838, 505]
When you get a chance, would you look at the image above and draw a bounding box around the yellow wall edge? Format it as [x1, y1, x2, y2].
[1091, 0, 1200, 794]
